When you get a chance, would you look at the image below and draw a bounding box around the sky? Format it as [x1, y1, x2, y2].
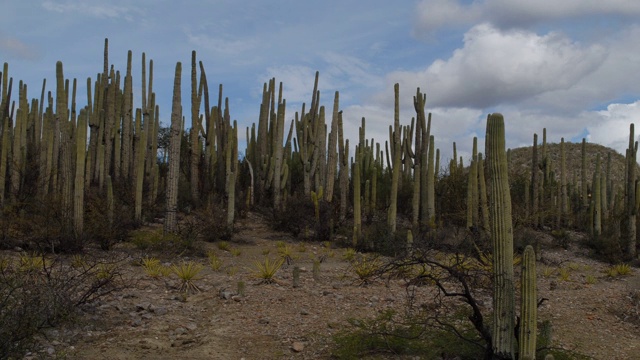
[2, 0, 640, 165]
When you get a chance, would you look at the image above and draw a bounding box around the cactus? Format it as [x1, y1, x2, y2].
[625, 124, 637, 258]
[353, 153, 362, 247]
[560, 138, 568, 227]
[519, 245, 537, 360]
[387, 83, 402, 233]
[225, 120, 238, 228]
[531, 133, 538, 227]
[485, 113, 515, 358]
[189, 50, 202, 207]
[478, 153, 490, 234]
[164, 62, 182, 234]
[593, 154, 602, 236]
[74, 107, 88, 237]
[325, 91, 339, 202]
[581, 138, 588, 209]
[0, 116, 9, 205]
[134, 108, 147, 223]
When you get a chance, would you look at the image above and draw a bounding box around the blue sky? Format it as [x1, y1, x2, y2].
[2, 0, 640, 164]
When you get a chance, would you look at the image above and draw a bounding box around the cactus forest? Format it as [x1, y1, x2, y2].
[1, 40, 639, 360]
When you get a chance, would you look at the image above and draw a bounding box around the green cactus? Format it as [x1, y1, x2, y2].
[0, 116, 9, 205]
[74, 107, 88, 237]
[531, 133, 538, 227]
[353, 153, 362, 247]
[486, 113, 515, 358]
[387, 83, 402, 233]
[164, 62, 182, 234]
[581, 138, 588, 209]
[519, 245, 537, 360]
[478, 152, 490, 234]
[625, 124, 637, 258]
[325, 91, 340, 202]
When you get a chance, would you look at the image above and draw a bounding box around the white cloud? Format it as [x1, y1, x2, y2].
[589, 101, 640, 156]
[388, 24, 606, 109]
[0, 34, 40, 60]
[413, 0, 640, 33]
[413, 0, 482, 35]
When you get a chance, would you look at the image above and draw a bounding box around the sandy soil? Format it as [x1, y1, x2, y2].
[15, 213, 640, 360]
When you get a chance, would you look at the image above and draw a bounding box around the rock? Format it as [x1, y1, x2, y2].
[220, 290, 233, 300]
[232, 295, 242, 302]
[185, 323, 197, 331]
[300, 309, 309, 315]
[291, 341, 304, 352]
[258, 318, 270, 324]
[136, 303, 151, 311]
[153, 307, 168, 316]
[131, 319, 142, 327]
[175, 327, 187, 335]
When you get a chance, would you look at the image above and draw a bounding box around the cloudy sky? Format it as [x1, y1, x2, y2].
[2, 0, 640, 164]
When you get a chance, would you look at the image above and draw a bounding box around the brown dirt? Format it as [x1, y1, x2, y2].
[14, 213, 640, 359]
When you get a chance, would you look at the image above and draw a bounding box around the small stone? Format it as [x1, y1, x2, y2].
[175, 327, 187, 335]
[258, 318, 270, 324]
[322, 290, 332, 296]
[291, 341, 304, 352]
[300, 309, 309, 315]
[131, 319, 142, 327]
[232, 295, 242, 302]
[47, 347, 55, 355]
[185, 323, 197, 331]
[141, 313, 153, 320]
[135, 303, 149, 311]
[153, 307, 168, 315]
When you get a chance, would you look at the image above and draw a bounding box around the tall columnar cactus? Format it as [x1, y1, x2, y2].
[73, 107, 88, 238]
[134, 109, 147, 223]
[325, 91, 339, 202]
[625, 124, 637, 258]
[531, 133, 538, 227]
[189, 50, 207, 207]
[485, 113, 515, 358]
[425, 135, 436, 226]
[338, 111, 349, 221]
[0, 116, 9, 206]
[120, 50, 134, 181]
[581, 138, 588, 209]
[593, 154, 602, 236]
[225, 120, 239, 228]
[164, 62, 182, 234]
[353, 152, 362, 247]
[467, 137, 479, 230]
[478, 153, 490, 234]
[560, 138, 568, 227]
[519, 245, 537, 360]
[387, 83, 402, 233]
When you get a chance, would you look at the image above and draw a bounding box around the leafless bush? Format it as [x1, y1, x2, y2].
[0, 253, 127, 358]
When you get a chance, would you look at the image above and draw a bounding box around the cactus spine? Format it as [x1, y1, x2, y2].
[519, 245, 537, 360]
[486, 113, 515, 358]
